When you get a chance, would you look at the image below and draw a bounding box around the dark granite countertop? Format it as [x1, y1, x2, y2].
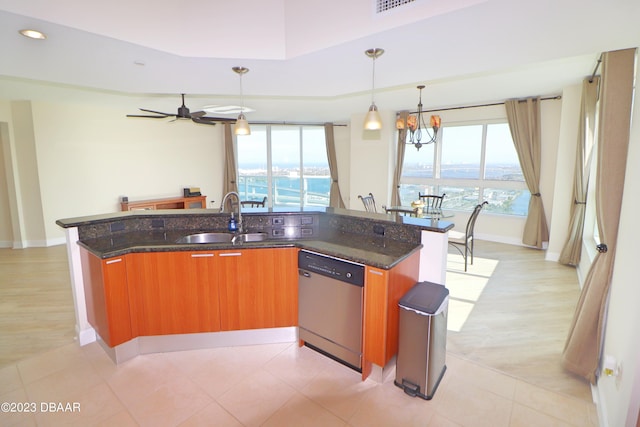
[61, 208, 452, 270]
[77, 229, 421, 270]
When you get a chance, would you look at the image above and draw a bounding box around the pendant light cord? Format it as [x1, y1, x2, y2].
[371, 56, 376, 105]
[239, 73, 245, 114]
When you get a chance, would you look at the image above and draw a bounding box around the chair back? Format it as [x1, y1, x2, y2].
[466, 201, 488, 239]
[384, 206, 419, 217]
[358, 193, 377, 213]
[240, 196, 267, 208]
[419, 193, 446, 210]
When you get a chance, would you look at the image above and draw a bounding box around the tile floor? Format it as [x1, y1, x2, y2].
[1, 339, 598, 426]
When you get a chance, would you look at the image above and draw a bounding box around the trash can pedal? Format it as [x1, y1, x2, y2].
[398, 379, 420, 397]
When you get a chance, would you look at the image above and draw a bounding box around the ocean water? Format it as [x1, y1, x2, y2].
[239, 166, 530, 215]
[239, 176, 331, 206]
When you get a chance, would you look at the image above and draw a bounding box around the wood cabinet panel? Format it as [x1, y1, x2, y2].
[80, 249, 132, 347]
[363, 251, 420, 370]
[121, 195, 206, 211]
[363, 267, 388, 367]
[127, 251, 220, 336]
[218, 248, 298, 331]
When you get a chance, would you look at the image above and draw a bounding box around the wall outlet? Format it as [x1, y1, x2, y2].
[110, 222, 125, 232]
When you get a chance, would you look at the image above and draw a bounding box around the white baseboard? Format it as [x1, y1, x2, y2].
[545, 251, 560, 262]
[594, 383, 608, 427]
[475, 233, 525, 247]
[1, 237, 67, 249]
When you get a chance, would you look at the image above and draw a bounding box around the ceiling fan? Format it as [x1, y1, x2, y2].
[127, 94, 236, 125]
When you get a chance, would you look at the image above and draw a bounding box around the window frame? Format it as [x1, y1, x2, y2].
[400, 119, 529, 215]
[236, 124, 331, 208]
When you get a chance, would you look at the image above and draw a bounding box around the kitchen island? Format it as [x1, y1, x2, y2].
[57, 207, 453, 381]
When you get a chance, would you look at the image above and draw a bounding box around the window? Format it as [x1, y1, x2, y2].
[400, 122, 530, 215]
[237, 125, 330, 208]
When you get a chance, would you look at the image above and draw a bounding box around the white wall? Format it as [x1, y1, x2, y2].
[348, 110, 396, 210]
[0, 120, 13, 246]
[546, 84, 582, 260]
[1, 99, 227, 245]
[597, 60, 640, 427]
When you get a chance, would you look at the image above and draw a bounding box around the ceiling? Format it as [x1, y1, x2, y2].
[1, 0, 639, 123]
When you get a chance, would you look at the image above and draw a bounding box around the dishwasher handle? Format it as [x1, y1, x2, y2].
[299, 269, 312, 278]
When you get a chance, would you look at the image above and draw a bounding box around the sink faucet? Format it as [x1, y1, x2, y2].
[220, 191, 243, 233]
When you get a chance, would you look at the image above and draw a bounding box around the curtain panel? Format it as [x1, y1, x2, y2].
[559, 77, 600, 266]
[562, 48, 636, 383]
[391, 111, 409, 207]
[505, 98, 549, 248]
[324, 123, 345, 208]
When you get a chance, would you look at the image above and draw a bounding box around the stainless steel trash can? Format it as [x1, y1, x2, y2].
[394, 281, 449, 400]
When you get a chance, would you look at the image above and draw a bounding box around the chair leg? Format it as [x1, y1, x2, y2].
[464, 244, 468, 272]
[470, 238, 474, 266]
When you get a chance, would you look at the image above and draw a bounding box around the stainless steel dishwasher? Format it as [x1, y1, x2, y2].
[298, 250, 365, 371]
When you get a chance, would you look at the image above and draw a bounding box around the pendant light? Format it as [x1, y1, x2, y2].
[364, 48, 384, 130]
[232, 66, 251, 135]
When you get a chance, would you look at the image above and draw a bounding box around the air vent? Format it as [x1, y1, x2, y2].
[376, 0, 415, 13]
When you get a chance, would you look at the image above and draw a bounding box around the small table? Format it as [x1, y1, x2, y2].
[386, 206, 454, 219]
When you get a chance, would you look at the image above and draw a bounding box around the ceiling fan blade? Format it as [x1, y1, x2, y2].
[195, 116, 237, 123]
[191, 111, 206, 118]
[126, 114, 168, 118]
[191, 117, 217, 125]
[139, 108, 173, 116]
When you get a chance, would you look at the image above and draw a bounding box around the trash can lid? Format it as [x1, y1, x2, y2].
[399, 281, 449, 314]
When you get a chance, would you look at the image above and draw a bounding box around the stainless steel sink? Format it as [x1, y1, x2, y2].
[176, 232, 268, 244]
[176, 232, 233, 244]
[232, 232, 268, 243]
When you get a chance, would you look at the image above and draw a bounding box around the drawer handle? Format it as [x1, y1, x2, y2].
[368, 269, 383, 276]
[191, 253, 214, 258]
[106, 258, 122, 264]
[219, 252, 242, 257]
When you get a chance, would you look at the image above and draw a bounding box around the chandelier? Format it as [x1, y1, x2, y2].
[397, 85, 441, 150]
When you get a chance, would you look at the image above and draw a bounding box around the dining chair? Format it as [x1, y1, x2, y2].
[418, 193, 446, 212]
[384, 206, 419, 217]
[240, 196, 267, 208]
[358, 193, 378, 213]
[448, 201, 488, 271]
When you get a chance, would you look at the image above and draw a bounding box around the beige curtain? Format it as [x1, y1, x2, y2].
[222, 123, 238, 196]
[324, 123, 345, 208]
[391, 111, 409, 207]
[559, 77, 600, 265]
[562, 48, 636, 384]
[505, 98, 549, 248]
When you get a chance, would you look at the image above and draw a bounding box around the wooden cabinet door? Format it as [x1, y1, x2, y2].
[127, 251, 220, 336]
[261, 247, 298, 328]
[80, 249, 132, 347]
[217, 248, 298, 331]
[217, 249, 259, 331]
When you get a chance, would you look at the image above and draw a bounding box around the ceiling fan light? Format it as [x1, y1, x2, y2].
[364, 104, 382, 130]
[235, 113, 251, 135]
[19, 29, 46, 40]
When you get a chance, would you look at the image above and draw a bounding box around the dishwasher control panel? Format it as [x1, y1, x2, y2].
[298, 250, 364, 286]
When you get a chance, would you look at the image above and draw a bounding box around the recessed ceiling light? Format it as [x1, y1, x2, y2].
[203, 105, 255, 115]
[19, 29, 46, 40]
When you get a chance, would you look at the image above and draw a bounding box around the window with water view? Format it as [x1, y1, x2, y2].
[401, 122, 530, 215]
[236, 125, 331, 208]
